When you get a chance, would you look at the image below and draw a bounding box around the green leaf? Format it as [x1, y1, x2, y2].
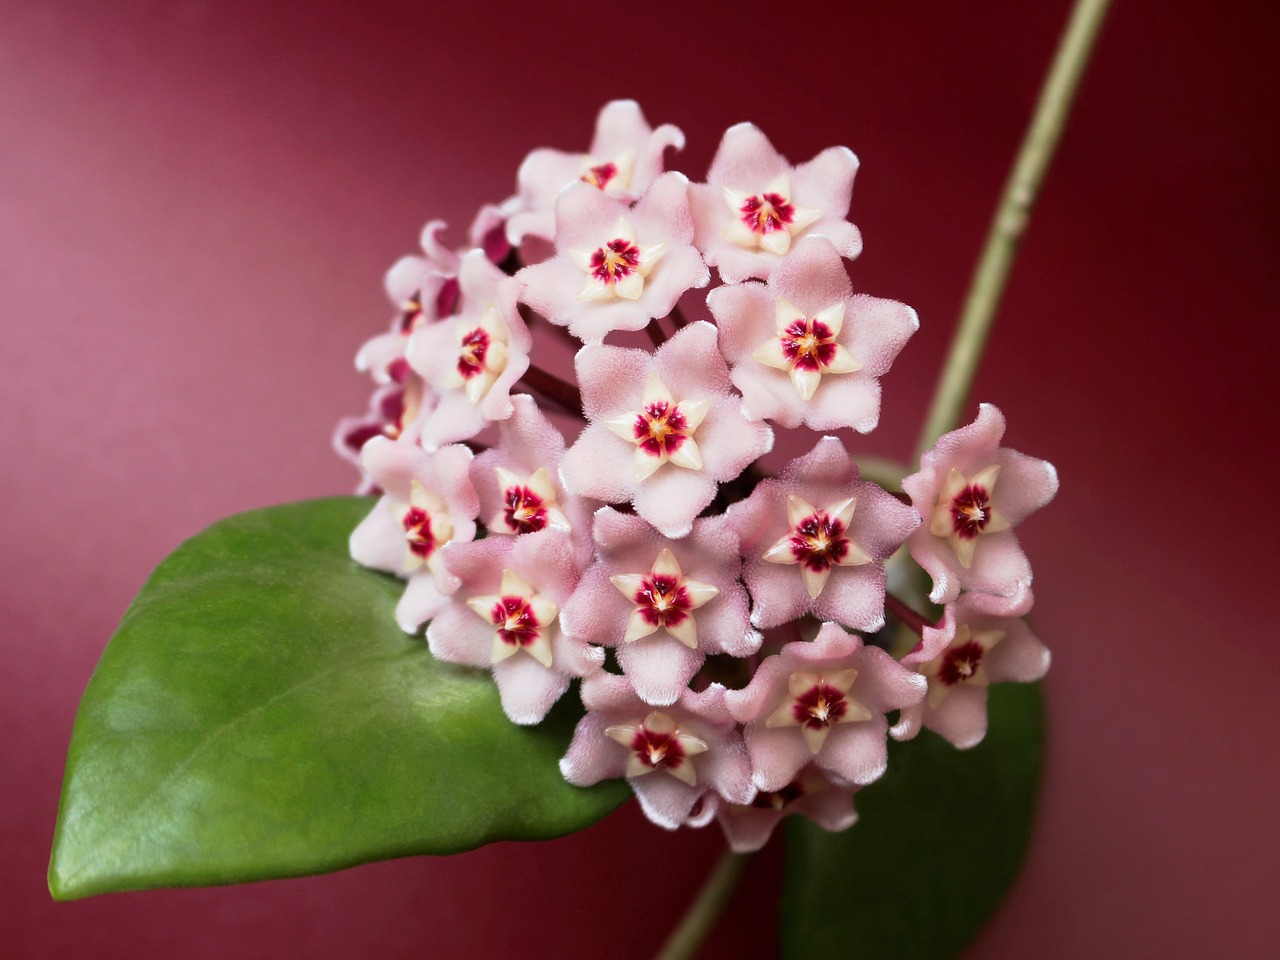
[49, 497, 627, 901]
[780, 683, 1044, 959]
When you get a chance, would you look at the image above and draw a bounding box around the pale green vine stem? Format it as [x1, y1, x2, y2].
[916, 0, 1113, 456]
[654, 850, 752, 960]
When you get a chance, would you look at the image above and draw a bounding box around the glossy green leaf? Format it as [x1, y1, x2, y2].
[781, 683, 1044, 959]
[49, 497, 627, 901]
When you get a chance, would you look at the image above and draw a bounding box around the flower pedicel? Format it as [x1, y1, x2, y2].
[337, 100, 1058, 852]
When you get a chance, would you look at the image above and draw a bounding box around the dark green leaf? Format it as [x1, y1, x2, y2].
[781, 683, 1044, 958]
[49, 497, 627, 901]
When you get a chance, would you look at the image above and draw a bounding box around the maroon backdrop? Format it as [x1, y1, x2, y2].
[3, 1, 1276, 957]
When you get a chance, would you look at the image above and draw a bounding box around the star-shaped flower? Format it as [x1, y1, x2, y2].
[516, 173, 710, 341]
[406, 250, 532, 449]
[726, 623, 925, 792]
[560, 673, 754, 829]
[427, 530, 600, 725]
[506, 100, 685, 244]
[902, 404, 1059, 604]
[560, 322, 774, 537]
[708, 235, 917, 430]
[348, 437, 478, 634]
[728, 437, 917, 631]
[559, 508, 759, 705]
[892, 583, 1051, 749]
[690, 123, 863, 282]
[713, 765, 859, 853]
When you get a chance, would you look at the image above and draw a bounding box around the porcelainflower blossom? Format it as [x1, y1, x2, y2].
[349, 436, 478, 634]
[726, 623, 925, 792]
[560, 673, 754, 829]
[427, 530, 601, 725]
[902, 404, 1059, 604]
[892, 583, 1050, 749]
[729, 436, 917, 631]
[690, 123, 863, 283]
[708, 235, 917, 431]
[332, 379, 433, 493]
[516, 173, 709, 342]
[712, 765, 859, 853]
[560, 321, 774, 538]
[506, 99, 685, 245]
[559, 507, 759, 706]
[406, 250, 532, 449]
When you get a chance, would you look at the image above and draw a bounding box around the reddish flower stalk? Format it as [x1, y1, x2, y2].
[883, 592, 933, 636]
[518, 364, 583, 414]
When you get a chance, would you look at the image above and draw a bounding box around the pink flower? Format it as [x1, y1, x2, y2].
[332, 379, 432, 493]
[516, 173, 709, 341]
[725, 623, 925, 792]
[690, 123, 862, 283]
[902, 404, 1059, 604]
[707, 235, 917, 430]
[891, 584, 1050, 749]
[713, 765, 859, 853]
[559, 508, 759, 706]
[728, 437, 918, 631]
[426, 530, 601, 725]
[405, 250, 531, 449]
[559, 321, 774, 538]
[348, 437, 479, 634]
[560, 673, 754, 829]
[506, 100, 685, 244]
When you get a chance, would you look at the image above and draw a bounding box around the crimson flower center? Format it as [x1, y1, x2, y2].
[456, 327, 490, 379]
[938, 640, 986, 687]
[950, 484, 994, 539]
[629, 726, 686, 771]
[402, 506, 435, 559]
[633, 400, 689, 458]
[740, 191, 795, 234]
[781, 318, 838, 371]
[501, 485, 548, 534]
[582, 161, 618, 190]
[489, 595, 541, 649]
[787, 512, 851, 571]
[397, 294, 424, 334]
[790, 683, 850, 730]
[633, 573, 693, 628]
[590, 239, 642, 284]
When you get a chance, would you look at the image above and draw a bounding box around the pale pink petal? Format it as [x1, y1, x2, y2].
[925, 685, 990, 750]
[820, 718, 891, 785]
[616, 640, 703, 707]
[492, 653, 574, 725]
[349, 497, 406, 574]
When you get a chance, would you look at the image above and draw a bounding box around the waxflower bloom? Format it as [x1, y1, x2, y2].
[560, 673, 754, 829]
[406, 250, 531, 449]
[506, 99, 685, 244]
[560, 508, 759, 706]
[560, 321, 774, 538]
[892, 584, 1050, 749]
[349, 436, 479, 633]
[516, 173, 710, 341]
[690, 123, 863, 283]
[902, 404, 1059, 604]
[708, 235, 917, 430]
[727, 624, 924, 792]
[729, 437, 917, 631]
[427, 530, 601, 725]
[713, 765, 859, 853]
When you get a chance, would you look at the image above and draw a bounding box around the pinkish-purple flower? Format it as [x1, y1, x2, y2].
[728, 437, 918, 631]
[559, 508, 759, 706]
[560, 321, 774, 538]
[902, 404, 1059, 604]
[690, 123, 863, 283]
[713, 765, 860, 853]
[708, 235, 917, 430]
[516, 173, 709, 341]
[725, 623, 925, 792]
[560, 673, 754, 829]
[891, 583, 1050, 749]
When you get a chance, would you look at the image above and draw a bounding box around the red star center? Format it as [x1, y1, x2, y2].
[581, 161, 618, 190]
[401, 506, 434, 559]
[589, 238, 641, 285]
[500, 485, 547, 534]
[766, 669, 872, 754]
[456, 326, 490, 380]
[605, 711, 709, 787]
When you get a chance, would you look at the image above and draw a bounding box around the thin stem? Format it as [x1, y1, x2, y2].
[645, 318, 667, 349]
[517, 364, 582, 414]
[654, 849, 752, 960]
[668, 304, 689, 329]
[884, 592, 933, 637]
[916, 0, 1112, 456]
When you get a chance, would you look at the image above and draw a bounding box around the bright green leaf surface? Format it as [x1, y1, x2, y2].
[781, 683, 1044, 959]
[49, 497, 627, 901]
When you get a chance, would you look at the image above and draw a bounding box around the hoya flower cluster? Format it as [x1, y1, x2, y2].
[336, 102, 1058, 851]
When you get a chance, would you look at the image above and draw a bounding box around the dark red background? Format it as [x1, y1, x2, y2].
[3, 1, 1276, 957]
